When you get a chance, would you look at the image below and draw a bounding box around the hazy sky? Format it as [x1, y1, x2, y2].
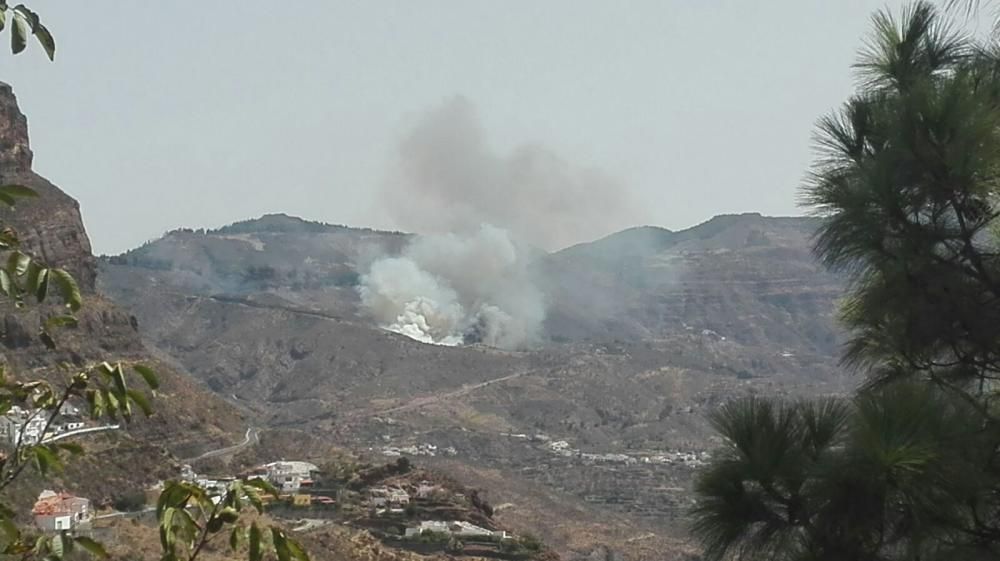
[2, 1, 933, 254]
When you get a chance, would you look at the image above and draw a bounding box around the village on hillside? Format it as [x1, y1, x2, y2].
[7, 409, 542, 559]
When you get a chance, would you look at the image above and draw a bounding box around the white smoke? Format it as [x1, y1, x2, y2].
[359, 224, 544, 349]
[359, 97, 639, 348]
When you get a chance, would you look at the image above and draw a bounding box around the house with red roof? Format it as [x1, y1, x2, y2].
[32, 490, 91, 531]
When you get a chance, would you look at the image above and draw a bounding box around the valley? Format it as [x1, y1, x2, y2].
[97, 211, 852, 560]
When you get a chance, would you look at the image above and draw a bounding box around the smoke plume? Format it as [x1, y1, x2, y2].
[358, 224, 544, 348]
[359, 97, 637, 348]
[381, 96, 638, 252]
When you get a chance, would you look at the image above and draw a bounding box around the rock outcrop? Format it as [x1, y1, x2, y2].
[0, 81, 97, 291]
[0, 82, 246, 508]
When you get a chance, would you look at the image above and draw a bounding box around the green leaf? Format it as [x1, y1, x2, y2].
[244, 486, 263, 513]
[11, 5, 36, 26]
[73, 537, 107, 559]
[229, 525, 241, 551]
[249, 523, 262, 561]
[157, 481, 198, 517]
[45, 315, 78, 330]
[96, 362, 116, 378]
[33, 535, 47, 555]
[0, 230, 18, 250]
[0, 185, 37, 199]
[7, 251, 29, 277]
[34, 267, 48, 303]
[206, 517, 224, 534]
[159, 507, 176, 551]
[272, 528, 292, 561]
[57, 532, 73, 557]
[0, 9, 6, 33]
[9, 13, 25, 54]
[104, 389, 122, 421]
[24, 261, 41, 293]
[286, 538, 310, 561]
[111, 366, 131, 420]
[125, 389, 153, 417]
[85, 389, 103, 419]
[0, 517, 19, 541]
[57, 442, 84, 455]
[32, 20, 53, 61]
[218, 506, 239, 523]
[175, 507, 200, 537]
[38, 330, 56, 350]
[31, 446, 61, 475]
[133, 364, 159, 390]
[0, 270, 12, 297]
[245, 477, 279, 498]
[49, 269, 81, 312]
[10, 13, 28, 55]
[0, 193, 15, 207]
[49, 534, 63, 559]
[111, 364, 128, 396]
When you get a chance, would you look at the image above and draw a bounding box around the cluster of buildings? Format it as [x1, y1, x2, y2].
[380, 442, 457, 458]
[150, 461, 332, 509]
[544, 438, 708, 467]
[369, 486, 411, 513]
[642, 451, 709, 467]
[31, 458, 329, 535]
[32, 490, 92, 532]
[174, 460, 322, 502]
[247, 460, 319, 493]
[368, 480, 448, 515]
[404, 520, 508, 540]
[0, 404, 88, 447]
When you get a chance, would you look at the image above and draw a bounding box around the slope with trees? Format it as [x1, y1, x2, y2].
[692, 3, 1000, 559]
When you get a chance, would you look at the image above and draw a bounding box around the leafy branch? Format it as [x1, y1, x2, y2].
[0, 3, 53, 60]
[158, 479, 310, 561]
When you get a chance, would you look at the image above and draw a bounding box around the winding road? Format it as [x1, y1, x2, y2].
[182, 427, 258, 463]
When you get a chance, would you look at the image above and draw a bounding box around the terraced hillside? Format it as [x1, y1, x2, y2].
[99, 209, 851, 560]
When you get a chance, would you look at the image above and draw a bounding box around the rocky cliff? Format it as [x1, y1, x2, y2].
[0, 82, 247, 511]
[0, 82, 97, 291]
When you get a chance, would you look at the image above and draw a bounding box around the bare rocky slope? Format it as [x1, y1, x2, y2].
[98, 209, 852, 560]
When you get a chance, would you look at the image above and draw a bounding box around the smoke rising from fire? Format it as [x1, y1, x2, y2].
[358, 224, 544, 348]
[382, 96, 637, 252]
[359, 97, 637, 348]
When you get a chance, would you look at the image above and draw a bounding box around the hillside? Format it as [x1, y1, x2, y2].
[1, 82, 556, 561]
[0, 81, 246, 481]
[98, 208, 852, 560]
[541, 214, 843, 354]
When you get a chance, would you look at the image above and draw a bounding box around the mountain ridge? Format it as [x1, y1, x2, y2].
[97, 207, 850, 561]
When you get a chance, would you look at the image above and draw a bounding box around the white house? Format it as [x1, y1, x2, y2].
[32, 490, 91, 532]
[404, 520, 508, 539]
[257, 461, 318, 492]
